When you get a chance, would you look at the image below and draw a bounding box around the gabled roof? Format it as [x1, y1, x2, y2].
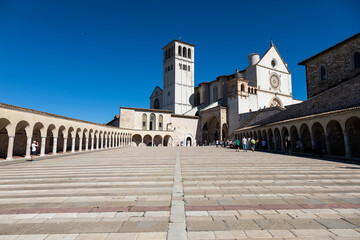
[256, 42, 291, 73]
[150, 86, 163, 98]
[298, 32, 360, 65]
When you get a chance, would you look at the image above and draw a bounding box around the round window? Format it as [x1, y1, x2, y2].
[271, 60, 276, 67]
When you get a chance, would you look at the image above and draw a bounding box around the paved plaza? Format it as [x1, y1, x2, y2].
[0, 147, 360, 240]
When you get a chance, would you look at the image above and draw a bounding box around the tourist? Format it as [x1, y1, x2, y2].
[251, 138, 256, 152]
[285, 136, 291, 155]
[242, 137, 247, 152]
[30, 141, 38, 161]
[261, 139, 266, 150]
[235, 138, 240, 152]
[296, 138, 303, 154]
[216, 140, 219, 148]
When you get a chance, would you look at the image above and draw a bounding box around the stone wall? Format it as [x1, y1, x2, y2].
[251, 74, 360, 126]
[304, 35, 360, 98]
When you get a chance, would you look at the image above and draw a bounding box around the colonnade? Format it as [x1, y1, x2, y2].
[234, 109, 360, 158]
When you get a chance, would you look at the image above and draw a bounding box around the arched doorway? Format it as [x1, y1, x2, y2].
[143, 135, 152, 146]
[149, 114, 156, 130]
[132, 134, 142, 146]
[312, 122, 326, 155]
[186, 137, 192, 146]
[154, 135, 162, 146]
[0, 118, 11, 159]
[300, 123, 312, 153]
[164, 135, 172, 146]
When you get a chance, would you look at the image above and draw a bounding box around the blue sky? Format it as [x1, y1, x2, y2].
[0, 0, 359, 124]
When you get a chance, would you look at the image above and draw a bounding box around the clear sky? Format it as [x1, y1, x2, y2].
[1, 0, 359, 124]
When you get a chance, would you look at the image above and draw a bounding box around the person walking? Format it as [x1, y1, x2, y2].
[30, 141, 38, 161]
[261, 139, 266, 150]
[235, 138, 240, 152]
[216, 140, 219, 148]
[242, 137, 247, 152]
[285, 136, 291, 155]
[251, 138, 256, 152]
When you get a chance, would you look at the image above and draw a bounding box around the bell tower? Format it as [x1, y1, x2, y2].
[162, 40, 195, 114]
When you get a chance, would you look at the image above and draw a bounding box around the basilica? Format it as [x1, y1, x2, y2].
[144, 39, 301, 145]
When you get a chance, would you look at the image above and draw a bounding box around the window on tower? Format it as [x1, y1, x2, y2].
[183, 65, 187, 70]
[178, 46, 182, 56]
[188, 48, 191, 59]
[172, 46, 174, 57]
[188, 65, 190, 71]
[183, 47, 187, 58]
[179, 63, 182, 69]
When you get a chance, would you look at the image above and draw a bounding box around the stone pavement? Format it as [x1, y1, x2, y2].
[0, 147, 359, 240]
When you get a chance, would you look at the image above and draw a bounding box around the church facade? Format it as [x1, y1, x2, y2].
[148, 39, 301, 145]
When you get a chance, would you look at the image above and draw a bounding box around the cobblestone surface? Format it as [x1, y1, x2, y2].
[0, 147, 359, 239]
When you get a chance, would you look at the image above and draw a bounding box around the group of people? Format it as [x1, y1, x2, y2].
[234, 137, 257, 152]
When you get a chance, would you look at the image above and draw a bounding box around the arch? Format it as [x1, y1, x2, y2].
[345, 116, 360, 157]
[67, 127, 74, 152]
[13, 120, 30, 158]
[57, 125, 66, 153]
[289, 125, 299, 152]
[241, 84, 245, 92]
[154, 135, 162, 146]
[159, 114, 163, 131]
[45, 124, 57, 154]
[150, 113, 156, 130]
[222, 123, 228, 141]
[312, 122, 327, 156]
[178, 46, 182, 56]
[274, 128, 281, 151]
[188, 48, 191, 59]
[154, 98, 160, 109]
[75, 128, 82, 151]
[164, 135, 172, 146]
[0, 118, 11, 159]
[326, 120, 345, 156]
[186, 136, 192, 146]
[142, 113, 147, 130]
[299, 123, 312, 153]
[269, 97, 283, 108]
[171, 46, 174, 57]
[132, 134, 142, 146]
[183, 47, 187, 58]
[143, 135, 152, 146]
[268, 129, 274, 150]
[82, 128, 88, 150]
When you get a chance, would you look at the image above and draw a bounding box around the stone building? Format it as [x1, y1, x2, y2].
[148, 39, 301, 144]
[234, 32, 360, 158]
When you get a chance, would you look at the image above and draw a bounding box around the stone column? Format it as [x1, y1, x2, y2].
[267, 135, 271, 150]
[100, 137, 103, 149]
[40, 136, 46, 157]
[325, 135, 331, 155]
[105, 138, 108, 148]
[6, 136, 14, 160]
[96, 137, 99, 150]
[91, 138, 94, 150]
[343, 131, 351, 158]
[63, 138, 67, 153]
[281, 136, 285, 152]
[25, 136, 32, 159]
[79, 138, 83, 152]
[71, 137, 76, 153]
[52, 137, 58, 155]
[85, 137, 89, 151]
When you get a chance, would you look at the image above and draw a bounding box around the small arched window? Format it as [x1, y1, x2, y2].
[171, 46, 174, 56]
[188, 48, 191, 59]
[183, 47, 187, 58]
[320, 66, 326, 81]
[354, 52, 360, 69]
[248, 87, 250, 92]
[178, 46, 182, 56]
[159, 115, 163, 131]
[241, 84, 245, 92]
[142, 114, 147, 130]
[150, 113, 156, 130]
